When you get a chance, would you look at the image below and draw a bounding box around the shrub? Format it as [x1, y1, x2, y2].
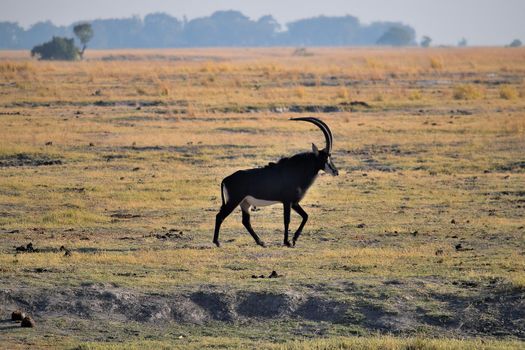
[336, 87, 349, 99]
[453, 84, 482, 100]
[31, 37, 79, 61]
[499, 85, 518, 100]
[294, 86, 305, 98]
[408, 90, 423, 100]
[430, 57, 443, 70]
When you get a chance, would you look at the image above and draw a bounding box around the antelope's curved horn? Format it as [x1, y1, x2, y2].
[290, 117, 333, 153]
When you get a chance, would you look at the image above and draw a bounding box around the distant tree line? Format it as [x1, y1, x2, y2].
[0, 11, 417, 49]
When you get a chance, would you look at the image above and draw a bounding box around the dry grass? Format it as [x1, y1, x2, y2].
[0, 47, 524, 348]
[453, 84, 484, 100]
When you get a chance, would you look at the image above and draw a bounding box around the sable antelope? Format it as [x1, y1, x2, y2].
[213, 117, 338, 247]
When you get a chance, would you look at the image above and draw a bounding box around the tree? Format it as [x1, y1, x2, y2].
[31, 36, 79, 60]
[73, 23, 93, 59]
[376, 25, 415, 46]
[420, 35, 432, 48]
[458, 38, 468, 47]
[508, 39, 522, 47]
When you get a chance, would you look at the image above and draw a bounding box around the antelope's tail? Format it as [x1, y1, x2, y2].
[220, 180, 226, 206]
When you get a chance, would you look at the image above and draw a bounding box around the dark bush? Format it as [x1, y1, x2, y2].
[508, 39, 522, 48]
[376, 26, 415, 46]
[31, 36, 79, 60]
[420, 35, 432, 48]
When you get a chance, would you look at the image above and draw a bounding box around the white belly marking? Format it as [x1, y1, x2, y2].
[244, 196, 279, 208]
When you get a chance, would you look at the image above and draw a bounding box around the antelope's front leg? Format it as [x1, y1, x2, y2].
[283, 202, 292, 247]
[292, 203, 308, 246]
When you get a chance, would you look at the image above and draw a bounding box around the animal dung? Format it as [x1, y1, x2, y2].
[15, 242, 36, 253]
[268, 270, 281, 278]
[21, 316, 35, 328]
[11, 310, 25, 321]
[455, 243, 473, 252]
[252, 270, 282, 279]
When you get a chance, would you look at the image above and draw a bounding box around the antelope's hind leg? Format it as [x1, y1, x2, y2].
[213, 200, 239, 247]
[240, 200, 265, 247]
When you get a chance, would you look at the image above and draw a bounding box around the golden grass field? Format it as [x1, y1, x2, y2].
[0, 47, 524, 349]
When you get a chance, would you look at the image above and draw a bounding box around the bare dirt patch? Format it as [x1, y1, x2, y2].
[0, 153, 62, 167]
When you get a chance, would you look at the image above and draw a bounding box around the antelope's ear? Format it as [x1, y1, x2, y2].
[312, 143, 319, 155]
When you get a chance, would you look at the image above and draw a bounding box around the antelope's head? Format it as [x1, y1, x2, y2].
[291, 117, 339, 176]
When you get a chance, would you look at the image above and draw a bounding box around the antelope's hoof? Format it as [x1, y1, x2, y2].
[257, 241, 266, 248]
[292, 240, 297, 247]
[284, 241, 292, 248]
[213, 240, 221, 247]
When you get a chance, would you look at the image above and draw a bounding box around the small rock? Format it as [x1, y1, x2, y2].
[435, 249, 444, 256]
[21, 316, 35, 328]
[45, 141, 53, 146]
[411, 230, 418, 236]
[357, 223, 366, 229]
[455, 243, 462, 251]
[59, 245, 66, 251]
[451, 219, 456, 224]
[12, 310, 25, 321]
[64, 249, 72, 257]
[89, 142, 94, 147]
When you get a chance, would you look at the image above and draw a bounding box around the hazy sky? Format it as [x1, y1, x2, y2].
[1, 0, 524, 45]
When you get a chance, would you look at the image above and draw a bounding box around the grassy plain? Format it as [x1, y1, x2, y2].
[0, 47, 524, 349]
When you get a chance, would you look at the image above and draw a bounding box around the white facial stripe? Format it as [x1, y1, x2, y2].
[324, 162, 336, 175]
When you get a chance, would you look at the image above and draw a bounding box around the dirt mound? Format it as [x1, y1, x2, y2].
[1, 283, 523, 338]
[237, 292, 295, 318]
